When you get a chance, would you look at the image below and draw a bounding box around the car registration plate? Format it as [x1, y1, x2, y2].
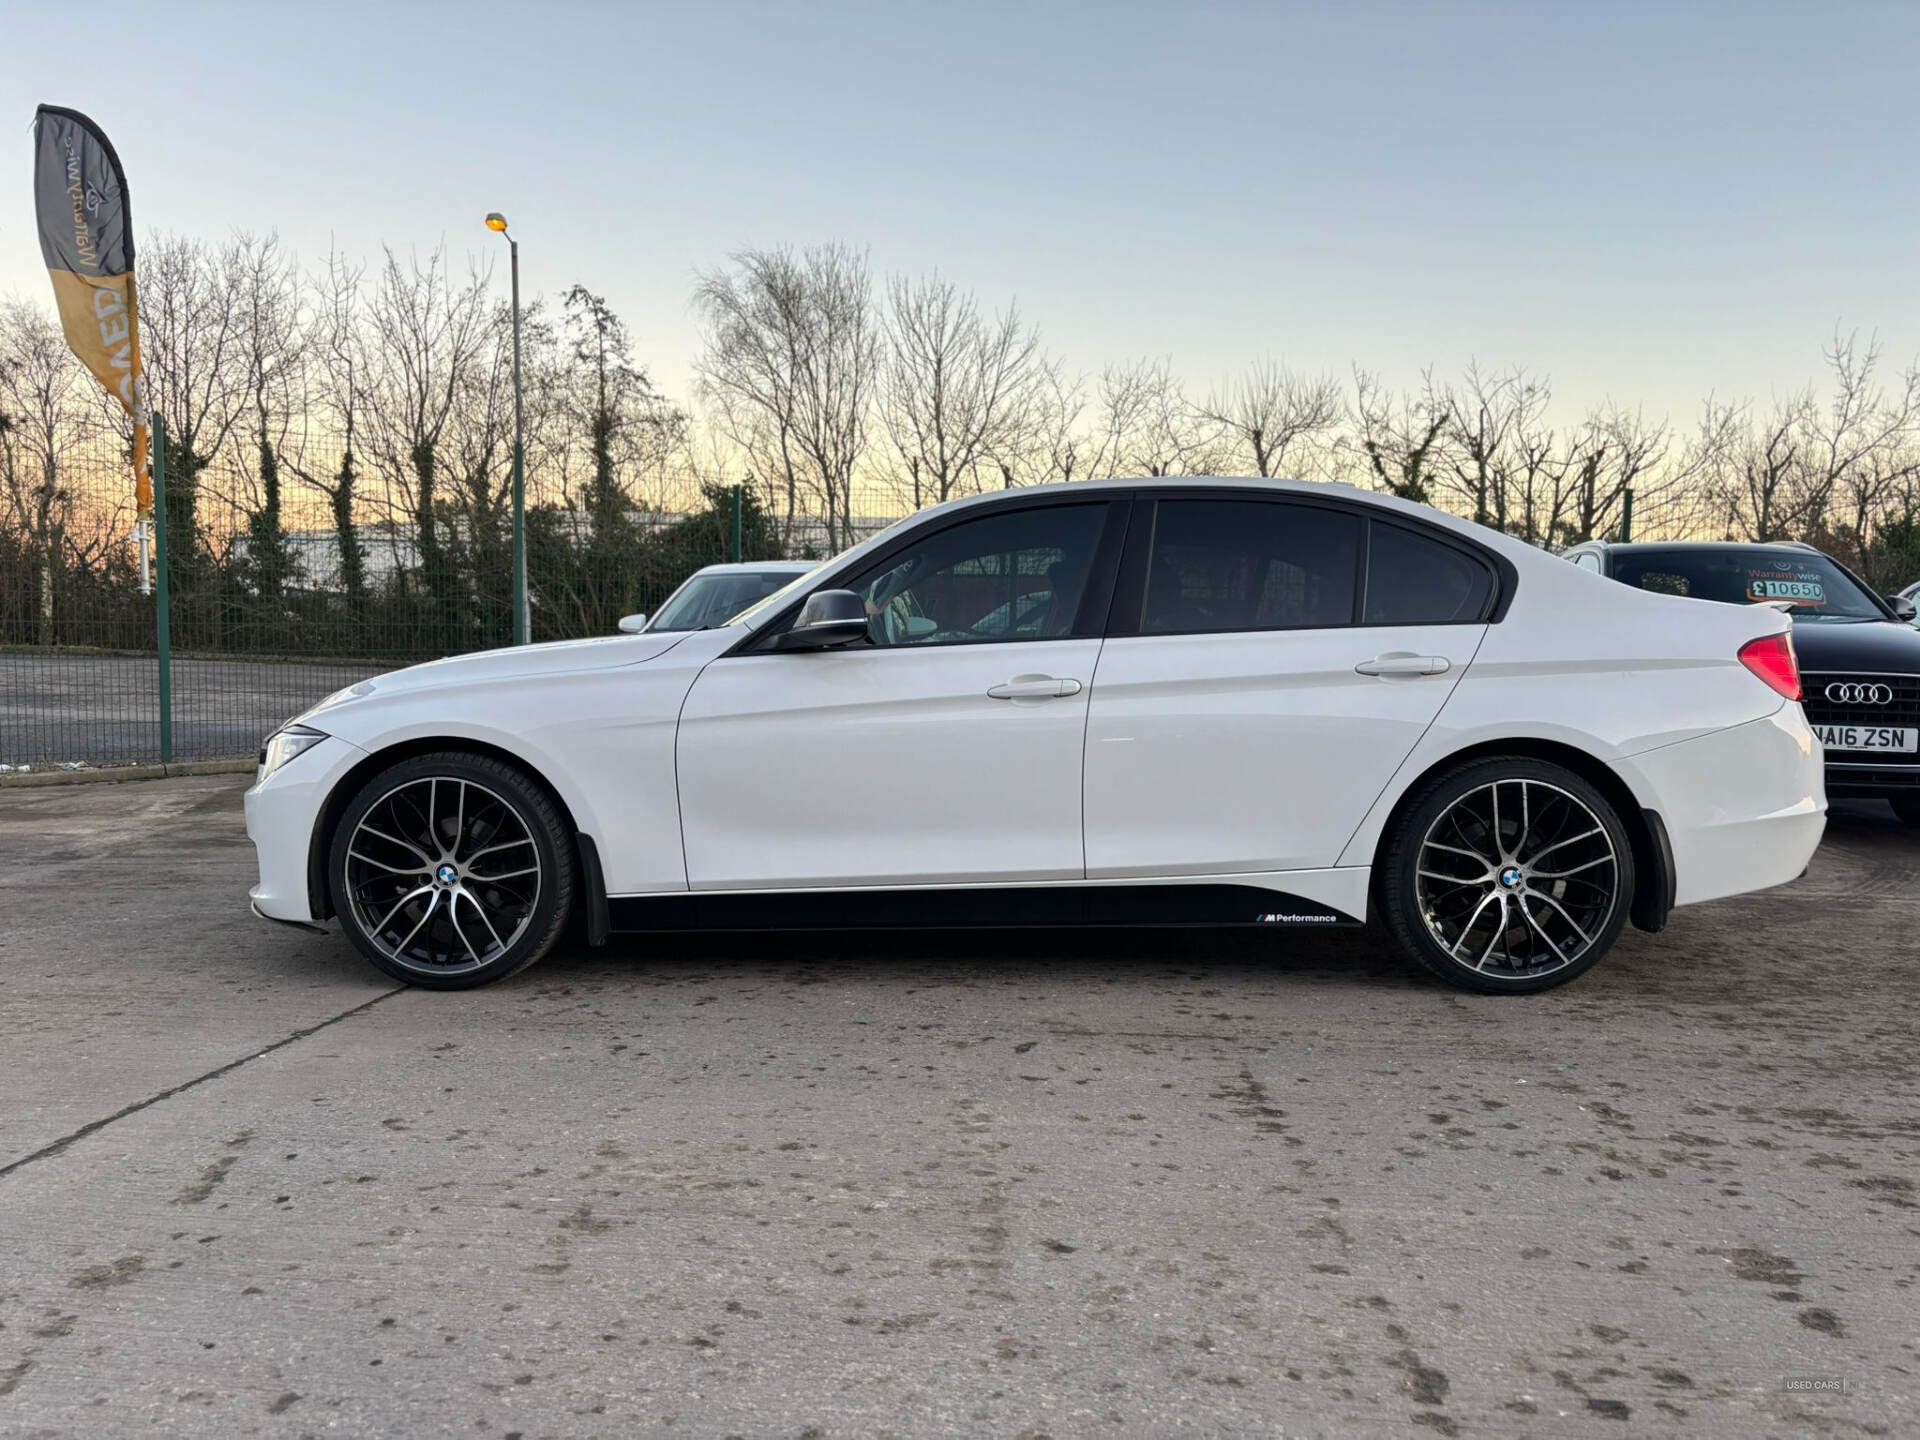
[1812, 724, 1918, 753]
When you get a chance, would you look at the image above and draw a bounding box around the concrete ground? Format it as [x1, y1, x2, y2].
[0, 775, 1914, 1439]
[0, 652, 384, 768]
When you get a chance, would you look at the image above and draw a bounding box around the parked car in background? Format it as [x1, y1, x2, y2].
[619, 561, 818, 634]
[1564, 539, 1920, 824]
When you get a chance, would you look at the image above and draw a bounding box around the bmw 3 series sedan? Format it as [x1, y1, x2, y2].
[247, 478, 1825, 995]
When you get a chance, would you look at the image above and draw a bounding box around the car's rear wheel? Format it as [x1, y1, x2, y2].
[1379, 757, 1634, 994]
[329, 751, 574, 989]
[1888, 792, 1920, 828]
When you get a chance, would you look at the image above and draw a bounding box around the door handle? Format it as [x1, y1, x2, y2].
[1355, 653, 1451, 678]
[987, 675, 1082, 700]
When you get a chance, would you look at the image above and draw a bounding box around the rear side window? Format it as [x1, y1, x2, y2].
[1142, 500, 1360, 633]
[1363, 523, 1495, 625]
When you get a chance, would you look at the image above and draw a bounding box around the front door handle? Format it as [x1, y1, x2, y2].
[1355, 653, 1451, 678]
[987, 675, 1083, 700]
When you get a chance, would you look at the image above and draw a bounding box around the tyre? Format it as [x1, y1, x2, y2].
[1889, 792, 1920, 828]
[329, 751, 575, 989]
[1378, 757, 1635, 994]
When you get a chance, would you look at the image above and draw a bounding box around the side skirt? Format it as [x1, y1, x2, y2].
[607, 883, 1363, 934]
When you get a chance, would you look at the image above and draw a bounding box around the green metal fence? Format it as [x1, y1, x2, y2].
[1, 421, 818, 772]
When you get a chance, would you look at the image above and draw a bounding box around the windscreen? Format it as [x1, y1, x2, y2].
[649, 570, 811, 631]
[1611, 548, 1885, 621]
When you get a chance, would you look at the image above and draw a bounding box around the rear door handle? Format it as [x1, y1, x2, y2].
[987, 675, 1082, 700]
[1355, 653, 1451, 678]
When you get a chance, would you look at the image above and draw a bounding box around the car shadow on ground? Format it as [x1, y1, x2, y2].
[514, 912, 1438, 998]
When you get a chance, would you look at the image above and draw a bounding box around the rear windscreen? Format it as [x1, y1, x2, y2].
[1611, 549, 1883, 620]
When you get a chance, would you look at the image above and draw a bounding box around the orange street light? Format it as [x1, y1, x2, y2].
[486, 211, 526, 644]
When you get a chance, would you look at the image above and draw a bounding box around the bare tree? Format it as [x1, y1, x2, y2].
[1703, 332, 1920, 545]
[694, 244, 877, 551]
[987, 358, 1089, 488]
[285, 250, 371, 600]
[1810, 333, 1920, 565]
[360, 246, 495, 625]
[1197, 357, 1342, 479]
[1434, 363, 1544, 531]
[1346, 367, 1451, 504]
[1091, 358, 1223, 478]
[878, 273, 1042, 508]
[1703, 387, 1825, 543]
[563, 286, 684, 523]
[1553, 404, 1683, 545]
[226, 233, 305, 598]
[0, 300, 96, 642]
[138, 232, 251, 569]
[1424, 366, 1654, 545]
[535, 286, 687, 628]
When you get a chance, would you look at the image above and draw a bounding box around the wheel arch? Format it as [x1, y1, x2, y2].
[1363, 737, 1674, 934]
[306, 736, 588, 924]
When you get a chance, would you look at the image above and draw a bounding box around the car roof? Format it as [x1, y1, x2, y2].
[691, 561, 817, 575]
[760, 476, 1569, 597]
[1578, 540, 1821, 554]
[915, 474, 1497, 538]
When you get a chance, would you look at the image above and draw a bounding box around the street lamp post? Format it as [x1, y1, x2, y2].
[486, 212, 529, 646]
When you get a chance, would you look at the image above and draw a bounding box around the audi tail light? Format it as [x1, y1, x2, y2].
[1738, 631, 1802, 701]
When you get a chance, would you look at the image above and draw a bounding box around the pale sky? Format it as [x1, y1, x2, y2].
[6, 0, 1917, 422]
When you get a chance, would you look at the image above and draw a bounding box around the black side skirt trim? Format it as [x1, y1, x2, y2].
[576, 834, 611, 948]
[607, 883, 1361, 933]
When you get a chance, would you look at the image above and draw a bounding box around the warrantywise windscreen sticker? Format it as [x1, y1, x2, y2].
[1746, 565, 1827, 606]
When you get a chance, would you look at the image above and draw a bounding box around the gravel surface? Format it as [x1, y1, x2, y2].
[0, 775, 1914, 1437]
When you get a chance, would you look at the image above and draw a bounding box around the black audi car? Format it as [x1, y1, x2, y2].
[1563, 540, 1920, 824]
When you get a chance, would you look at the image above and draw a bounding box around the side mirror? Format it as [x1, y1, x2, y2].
[1888, 595, 1918, 622]
[617, 614, 648, 634]
[771, 589, 870, 651]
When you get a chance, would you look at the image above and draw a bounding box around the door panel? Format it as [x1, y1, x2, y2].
[678, 640, 1102, 889]
[1084, 624, 1484, 876]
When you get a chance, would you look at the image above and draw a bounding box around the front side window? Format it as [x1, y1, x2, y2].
[1363, 524, 1496, 625]
[1140, 500, 1360, 634]
[842, 503, 1109, 648]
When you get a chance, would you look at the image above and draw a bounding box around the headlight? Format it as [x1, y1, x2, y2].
[257, 724, 329, 781]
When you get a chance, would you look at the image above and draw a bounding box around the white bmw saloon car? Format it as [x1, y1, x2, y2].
[247, 478, 1825, 994]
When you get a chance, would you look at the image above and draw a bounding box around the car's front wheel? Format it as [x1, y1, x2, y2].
[1888, 792, 1920, 828]
[329, 751, 575, 989]
[1378, 757, 1635, 994]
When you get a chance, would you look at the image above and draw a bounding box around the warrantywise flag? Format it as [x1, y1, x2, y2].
[32, 105, 151, 516]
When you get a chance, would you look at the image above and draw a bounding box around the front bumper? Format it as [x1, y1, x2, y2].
[1613, 705, 1826, 909]
[250, 899, 328, 935]
[1823, 761, 1920, 798]
[245, 734, 367, 924]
